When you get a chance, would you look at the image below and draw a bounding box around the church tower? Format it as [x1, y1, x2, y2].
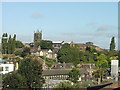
[34, 29, 42, 47]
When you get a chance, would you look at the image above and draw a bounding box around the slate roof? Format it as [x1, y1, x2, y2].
[43, 68, 88, 76]
[43, 69, 71, 76]
[51, 63, 74, 69]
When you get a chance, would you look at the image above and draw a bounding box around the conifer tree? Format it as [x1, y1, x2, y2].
[110, 37, 115, 51]
[8, 35, 12, 54]
[11, 34, 16, 54]
[2, 33, 8, 54]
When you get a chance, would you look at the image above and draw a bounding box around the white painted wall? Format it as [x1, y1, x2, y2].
[0, 64, 14, 74]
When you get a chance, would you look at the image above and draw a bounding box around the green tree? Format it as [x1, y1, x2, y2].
[21, 47, 31, 57]
[38, 40, 53, 50]
[96, 54, 108, 84]
[18, 57, 45, 88]
[55, 81, 75, 89]
[86, 46, 97, 53]
[110, 37, 115, 51]
[68, 68, 80, 83]
[14, 50, 22, 56]
[2, 55, 8, 59]
[2, 33, 8, 54]
[62, 43, 70, 48]
[15, 40, 24, 48]
[57, 46, 80, 65]
[8, 35, 12, 54]
[11, 34, 16, 54]
[3, 72, 27, 88]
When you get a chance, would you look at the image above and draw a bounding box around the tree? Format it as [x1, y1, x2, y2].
[86, 46, 97, 53]
[18, 57, 45, 88]
[55, 81, 75, 89]
[21, 47, 31, 57]
[15, 40, 24, 48]
[14, 50, 22, 56]
[57, 46, 80, 65]
[96, 54, 108, 84]
[2, 33, 8, 54]
[62, 43, 70, 48]
[38, 40, 53, 50]
[3, 72, 27, 88]
[11, 34, 16, 54]
[8, 35, 12, 54]
[110, 37, 115, 51]
[2, 55, 8, 59]
[68, 68, 80, 83]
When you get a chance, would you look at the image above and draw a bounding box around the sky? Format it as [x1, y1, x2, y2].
[1, 2, 118, 49]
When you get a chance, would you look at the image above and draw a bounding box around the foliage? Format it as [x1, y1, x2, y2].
[62, 43, 70, 48]
[15, 40, 24, 48]
[96, 54, 108, 69]
[68, 68, 80, 83]
[2, 55, 8, 59]
[14, 50, 22, 56]
[3, 72, 27, 88]
[55, 81, 75, 88]
[11, 34, 16, 54]
[18, 57, 45, 88]
[57, 46, 80, 65]
[21, 47, 30, 57]
[8, 35, 12, 54]
[95, 54, 108, 84]
[110, 37, 115, 51]
[86, 46, 97, 53]
[45, 62, 54, 67]
[2, 33, 8, 54]
[2, 33, 16, 54]
[109, 56, 118, 60]
[38, 40, 53, 50]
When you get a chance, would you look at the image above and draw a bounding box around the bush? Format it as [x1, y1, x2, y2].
[82, 81, 89, 87]
[3, 55, 8, 59]
[14, 50, 22, 56]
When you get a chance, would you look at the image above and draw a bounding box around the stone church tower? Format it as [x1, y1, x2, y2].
[34, 29, 42, 47]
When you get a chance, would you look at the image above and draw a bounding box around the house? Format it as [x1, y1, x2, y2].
[42, 68, 88, 88]
[31, 48, 57, 60]
[0, 60, 14, 74]
[52, 41, 64, 49]
[70, 41, 103, 51]
[42, 69, 71, 88]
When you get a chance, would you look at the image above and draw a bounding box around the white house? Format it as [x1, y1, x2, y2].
[0, 60, 14, 74]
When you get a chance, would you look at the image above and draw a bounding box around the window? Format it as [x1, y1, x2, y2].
[0, 67, 3, 71]
[5, 67, 9, 71]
